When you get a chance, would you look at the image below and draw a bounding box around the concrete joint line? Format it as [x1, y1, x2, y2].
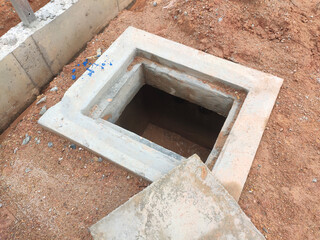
[31, 35, 54, 76]
[11, 52, 39, 88]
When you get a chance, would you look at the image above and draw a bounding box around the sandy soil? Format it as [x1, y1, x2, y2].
[0, 0, 319, 239]
[0, 0, 50, 37]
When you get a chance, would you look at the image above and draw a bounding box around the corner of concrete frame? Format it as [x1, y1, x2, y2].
[0, 0, 134, 133]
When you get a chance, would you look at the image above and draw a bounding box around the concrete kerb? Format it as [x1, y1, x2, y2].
[39, 27, 283, 200]
[0, 0, 133, 133]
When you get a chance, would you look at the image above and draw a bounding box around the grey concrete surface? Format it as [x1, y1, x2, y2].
[90, 155, 265, 240]
[39, 27, 283, 200]
[0, 54, 38, 131]
[0, 0, 133, 133]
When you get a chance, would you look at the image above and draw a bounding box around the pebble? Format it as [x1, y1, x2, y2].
[22, 134, 31, 145]
[0, 203, 2, 208]
[39, 106, 47, 115]
[36, 96, 47, 105]
[98, 157, 103, 163]
[218, 17, 223, 22]
[50, 86, 58, 92]
[48, 142, 53, 148]
[184, 11, 188, 16]
[127, 175, 131, 179]
[70, 144, 77, 149]
[153, 1, 157, 6]
[36, 139, 41, 144]
[317, 78, 320, 84]
[25, 168, 32, 173]
[312, 178, 317, 183]
[13, 147, 18, 154]
[174, 15, 178, 20]
[262, 227, 268, 233]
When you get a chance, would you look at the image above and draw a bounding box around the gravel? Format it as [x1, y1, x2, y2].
[98, 157, 103, 162]
[50, 86, 58, 92]
[22, 134, 31, 145]
[36, 96, 47, 105]
[39, 106, 47, 115]
[25, 168, 32, 173]
[48, 142, 53, 148]
[312, 178, 317, 183]
[70, 144, 77, 149]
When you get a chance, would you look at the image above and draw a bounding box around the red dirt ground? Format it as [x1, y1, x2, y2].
[0, 0, 50, 37]
[0, 0, 320, 239]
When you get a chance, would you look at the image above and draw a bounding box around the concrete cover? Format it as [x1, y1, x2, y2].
[90, 155, 265, 240]
[39, 27, 283, 200]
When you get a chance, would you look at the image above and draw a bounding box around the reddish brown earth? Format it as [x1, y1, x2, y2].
[0, 0, 50, 37]
[0, 0, 320, 239]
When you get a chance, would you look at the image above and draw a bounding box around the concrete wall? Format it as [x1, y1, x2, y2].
[0, 0, 132, 133]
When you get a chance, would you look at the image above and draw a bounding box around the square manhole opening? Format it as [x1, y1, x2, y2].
[110, 84, 226, 162]
[92, 56, 246, 166]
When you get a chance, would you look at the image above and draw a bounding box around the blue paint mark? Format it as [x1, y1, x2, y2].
[89, 63, 92, 65]
[77, 64, 80, 67]
[72, 75, 76, 80]
[101, 67, 104, 70]
[93, 63, 99, 67]
[83, 59, 88, 66]
[72, 68, 76, 73]
[102, 63, 106, 66]
[109, 62, 113, 66]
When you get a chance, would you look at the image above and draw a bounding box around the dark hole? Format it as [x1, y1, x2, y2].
[113, 85, 226, 162]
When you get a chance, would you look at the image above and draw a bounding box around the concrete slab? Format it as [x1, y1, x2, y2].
[89, 155, 265, 240]
[12, 36, 52, 88]
[0, 54, 38, 131]
[39, 27, 283, 200]
[33, 0, 119, 74]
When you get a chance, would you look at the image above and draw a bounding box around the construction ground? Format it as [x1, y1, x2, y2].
[0, 0, 320, 239]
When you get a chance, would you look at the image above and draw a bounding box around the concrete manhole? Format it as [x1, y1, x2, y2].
[39, 27, 282, 200]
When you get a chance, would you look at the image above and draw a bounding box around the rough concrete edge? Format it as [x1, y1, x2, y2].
[0, 0, 128, 133]
[89, 154, 265, 240]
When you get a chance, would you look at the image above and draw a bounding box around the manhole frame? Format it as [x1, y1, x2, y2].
[39, 27, 283, 200]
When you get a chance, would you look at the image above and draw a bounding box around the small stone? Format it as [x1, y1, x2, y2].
[262, 227, 268, 233]
[312, 178, 317, 183]
[174, 15, 178, 20]
[153, 1, 157, 6]
[127, 175, 131, 179]
[98, 157, 103, 163]
[48, 142, 53, 148]
[25, 168, 31, 173]
[36, 139, 41, 144]
[93, 156, 98, 162]
[218, 17, 223, 22]
[22, 134, 31, 145]
[39, 106, 47, 115]
[316, 78, 320, 84]
[70, 144, 76, 149]
[184, 11, 188, 16]
[36, 96, 46, 105]
[0, 203, 2, 208]
[50, 86, 58, 92]
[13, 148, 18, 154]
[258, 164, 262, 168]
[58, 157, 63, 161]
[96, 48, 102, 56]
[280, 128, 283, 132]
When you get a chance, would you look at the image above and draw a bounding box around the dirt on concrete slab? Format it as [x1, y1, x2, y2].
[0, 0, 320, 239]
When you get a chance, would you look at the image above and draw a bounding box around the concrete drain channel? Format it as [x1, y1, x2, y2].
[39, 27, 283, 200]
